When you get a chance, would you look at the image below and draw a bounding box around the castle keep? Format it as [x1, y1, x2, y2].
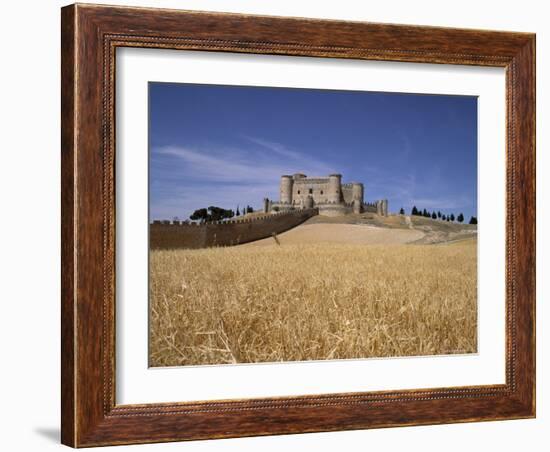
[264, 173, 388, 217]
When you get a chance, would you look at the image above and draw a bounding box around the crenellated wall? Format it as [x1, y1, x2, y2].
[150, 208, 319, 249]
[363, 201, 378, 213]
[270, 173, 384, 215]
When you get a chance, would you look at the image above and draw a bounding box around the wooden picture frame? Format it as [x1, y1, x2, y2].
[61, 3, 535, 447]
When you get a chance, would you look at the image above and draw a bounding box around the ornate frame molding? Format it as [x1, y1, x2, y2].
[61, 4, 535, 447]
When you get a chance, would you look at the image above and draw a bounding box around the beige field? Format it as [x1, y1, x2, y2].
[242, 223, 424, 246]
[149, 237, 477, 367]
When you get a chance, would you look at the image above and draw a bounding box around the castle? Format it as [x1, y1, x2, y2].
[263, 173, 388, 217]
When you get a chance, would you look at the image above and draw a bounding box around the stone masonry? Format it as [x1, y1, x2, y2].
[265, 173, 388, 217]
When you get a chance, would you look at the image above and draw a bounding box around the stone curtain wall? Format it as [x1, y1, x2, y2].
[342, 183, 354, 204]
[292, 178, 330, 206]
[150, 208, 319, 250]
[364, 202, 378, 213]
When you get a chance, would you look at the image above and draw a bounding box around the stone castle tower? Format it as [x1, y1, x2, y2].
[265, 173, 388, 217]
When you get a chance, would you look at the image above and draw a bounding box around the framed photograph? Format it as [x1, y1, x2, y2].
[61, 3, 535, 447]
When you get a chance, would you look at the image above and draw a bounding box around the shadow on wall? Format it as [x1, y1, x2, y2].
[34, 427, 60, 443]
[150, 208, 319, 250]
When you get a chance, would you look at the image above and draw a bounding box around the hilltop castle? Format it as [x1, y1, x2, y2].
[263, 173, 388, 217]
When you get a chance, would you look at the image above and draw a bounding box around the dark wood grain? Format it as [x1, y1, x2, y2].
[61, 3, 536, 447]
[60, 5, 76, 446]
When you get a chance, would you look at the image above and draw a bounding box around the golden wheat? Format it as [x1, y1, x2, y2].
[149, 240, 477, 366]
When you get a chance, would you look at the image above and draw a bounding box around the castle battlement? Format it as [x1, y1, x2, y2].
[150, 208, 319, 249]
[152, 208, 318, 227]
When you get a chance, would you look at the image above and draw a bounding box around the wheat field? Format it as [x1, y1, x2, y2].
[149, 240, 477, 367]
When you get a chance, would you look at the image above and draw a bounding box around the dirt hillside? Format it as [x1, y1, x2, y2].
[243, 213, 476, 247]
[243, 223, 423, 247]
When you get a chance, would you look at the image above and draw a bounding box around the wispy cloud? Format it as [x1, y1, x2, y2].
[155, 146, 281, 184]
[244, 136, 317, 164]
[150, 138, 335, 219]
[150, 134, 474, 220]
[356, 163, 472, 213]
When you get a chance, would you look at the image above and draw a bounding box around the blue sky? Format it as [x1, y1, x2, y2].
[149, 82, 477, 221]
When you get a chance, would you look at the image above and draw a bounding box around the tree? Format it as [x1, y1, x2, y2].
[457, 213, 464, 223]
[218, 207, 234, 221]
[450, 213, 455, 222]
[422, 208, 428, 217]
[208, 206, 226, 222]
[432, 212, 437, 219]
[190, 208, 208, 223]
[246, 205, 253, 214]
[411, 206, 418, 216]
[190, 206, 235, 223]
[442, 214, 446, 220]
[437, 211, 442, 219]
[236, 206, 240, 216]
[469, 216, 478, 225]
[447, 217, 450, 222]
[399, 207, 405, 215]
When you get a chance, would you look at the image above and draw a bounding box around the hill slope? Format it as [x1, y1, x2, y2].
[242, 223, 423, 247]
[244, 213, 476, 247]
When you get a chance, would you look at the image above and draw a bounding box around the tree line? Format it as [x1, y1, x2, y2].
[398, 206, 477, 225]
[189, 205, 254, 223]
